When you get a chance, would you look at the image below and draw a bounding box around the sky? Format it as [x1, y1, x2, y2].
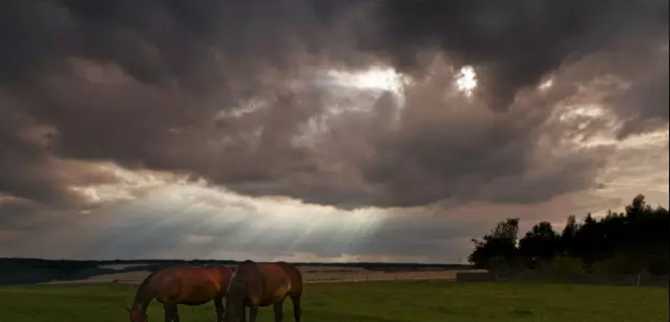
[1, 1, 668, 263]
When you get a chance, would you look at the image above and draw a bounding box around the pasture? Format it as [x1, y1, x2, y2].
[1, 281, 665, 322]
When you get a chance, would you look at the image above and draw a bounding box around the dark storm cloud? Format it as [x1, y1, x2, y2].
[0, 0, 667, 211]
[368, 1, 668, 109]
[0, 0, 368, 87]
[610, 48, 669, 137]
[0, 93, 118, 209]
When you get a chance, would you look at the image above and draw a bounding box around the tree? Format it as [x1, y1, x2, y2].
[519, 221, 560, 267]
[468, 194, 669, 277]
[568, 195, 668, 274]
[625, 194, 652, 218]
[560, 215, 578, 255]
[573, 212, 602, 265]
[469, 218, 520, 269]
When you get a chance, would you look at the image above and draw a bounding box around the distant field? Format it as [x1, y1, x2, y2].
[43, 265, 475, 285]
[0, 258, 474, 285]
[1, 281, 666, 322]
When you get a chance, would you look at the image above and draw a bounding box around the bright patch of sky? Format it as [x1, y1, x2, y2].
[326, 67, 407, 94]
[539, 78, 554, 91]
[455, 66, 478, 96]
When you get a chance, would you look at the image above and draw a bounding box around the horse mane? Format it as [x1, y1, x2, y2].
[138, 270, 158, 292]
[132, 270, 159, 310]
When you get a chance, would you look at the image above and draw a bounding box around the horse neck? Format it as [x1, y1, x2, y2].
[132, 276, 156, 312]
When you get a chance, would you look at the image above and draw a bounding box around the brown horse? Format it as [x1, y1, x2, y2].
[128, 266, 234, 322]
[223, 261, 303, 322]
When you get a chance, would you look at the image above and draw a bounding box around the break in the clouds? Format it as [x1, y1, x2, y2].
[0, 1, 668, 262]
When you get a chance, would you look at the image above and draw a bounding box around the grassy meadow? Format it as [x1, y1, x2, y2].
[0, 281, 666, 322]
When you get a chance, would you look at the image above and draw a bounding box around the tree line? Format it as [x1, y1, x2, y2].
[469, 194, 669, 276]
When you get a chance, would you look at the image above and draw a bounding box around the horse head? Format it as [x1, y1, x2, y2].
[127, 306, 148, 322]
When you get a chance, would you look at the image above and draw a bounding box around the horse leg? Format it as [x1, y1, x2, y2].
[164, 303, 171, 322]
[249, 306, 259, 322]
[214, 297, 224, 322]
[291, 295, 302, 322]
[164, 304, 178, 322]
[274, 300, 284, 322]
[171, 304, 180, 322]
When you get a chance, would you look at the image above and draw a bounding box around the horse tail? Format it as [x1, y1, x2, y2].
[277, 262, 303, 295]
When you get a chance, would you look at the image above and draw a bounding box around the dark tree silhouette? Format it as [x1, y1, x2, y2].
[560, 215, 578, 255]
[519, 222, 560, 267]
[469, 194, 669, 277]
[469, 218, 519, 269]
[572, 212, 602, 265]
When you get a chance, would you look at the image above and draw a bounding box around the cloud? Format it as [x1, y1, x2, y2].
[370, 1, 667, 108]
[0, 175, 640, 262]
[0, 1, 667, 261]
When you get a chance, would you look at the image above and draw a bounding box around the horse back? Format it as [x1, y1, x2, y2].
[152, 266, 229, 304]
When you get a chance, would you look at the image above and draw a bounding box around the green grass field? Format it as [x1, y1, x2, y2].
[0, 281, 666, 322]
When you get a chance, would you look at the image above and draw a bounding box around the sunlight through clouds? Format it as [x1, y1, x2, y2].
[326, 67, 407, 94]
[539, 78, 554, 91]
[455, 66, 478, 97]
[66, 171, 387, 260]
[1, 1, 667, 264]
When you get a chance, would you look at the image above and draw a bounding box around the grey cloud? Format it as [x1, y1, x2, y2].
[368, 1, 668, 109]
[612, 52, 669, 137]
[0, 0, 667, 213]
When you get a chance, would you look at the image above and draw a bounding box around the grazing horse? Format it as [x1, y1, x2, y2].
[224, 261, 303, 322]
[128, 266, 234, 322]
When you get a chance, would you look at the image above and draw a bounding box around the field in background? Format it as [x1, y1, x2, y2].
[1, 281, 666, 322]
[45, 264, 483, 285]
[0, 258, 475, 285]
